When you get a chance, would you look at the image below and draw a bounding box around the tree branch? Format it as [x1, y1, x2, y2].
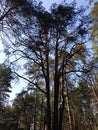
[14, 71, 46, 94]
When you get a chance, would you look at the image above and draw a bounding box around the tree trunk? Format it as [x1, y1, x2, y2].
[59, 67, 65, 130]
[46, 42, 51, 130]
[34, 93, 37, 130]
[59, 103, 64, 130]
[40, 98, 44, 130]
[53, 76, 59, 130]
[46, 89, 51, 130]
[66, 87, 72, 130]
[53, 41, 59, 130]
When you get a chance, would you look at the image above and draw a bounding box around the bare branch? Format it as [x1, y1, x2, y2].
[14, 71, 46, 94]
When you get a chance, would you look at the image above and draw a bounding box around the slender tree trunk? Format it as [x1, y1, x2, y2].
[46, 87, 51, 130]
[53, 76, 59, 130]
[59, 102, 64, 130]
[34, 93, 37, 130]
[89, 75, 98, 102]
[72, 108, 76, 130]
[46, 42, 51, 130]
[40, 98, 44, 130]
[65, 87, 72, 130]
[53, 41, 59, 130]
[59, 66, 65, 130]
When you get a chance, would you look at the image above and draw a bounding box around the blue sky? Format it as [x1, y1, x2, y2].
[41, 0, 89, 10]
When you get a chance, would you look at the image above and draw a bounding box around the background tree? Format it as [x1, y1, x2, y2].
[0, 64, 13, 129]
[89, 1, 98, 104]
[90, 2, 98, 59]
[0, 64, 12, 103]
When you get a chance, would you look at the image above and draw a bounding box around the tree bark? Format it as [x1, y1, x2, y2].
[59, 103, 64, 130]
[53, 41, 59, 130]
[59, 68, 65, 130]
[66, 87, 72, 130]
[46, 42, 51, 130]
